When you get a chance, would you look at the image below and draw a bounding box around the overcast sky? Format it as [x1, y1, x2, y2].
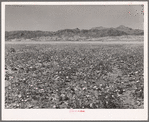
[5, 5, 144, 31]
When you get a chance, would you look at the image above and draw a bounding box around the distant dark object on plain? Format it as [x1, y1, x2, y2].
[9, 48, 16, 53]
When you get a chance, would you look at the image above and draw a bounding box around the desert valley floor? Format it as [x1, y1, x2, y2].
[5, 41, 144, 109]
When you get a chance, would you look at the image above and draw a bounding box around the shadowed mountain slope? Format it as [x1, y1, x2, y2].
[5, 25, 143, 41]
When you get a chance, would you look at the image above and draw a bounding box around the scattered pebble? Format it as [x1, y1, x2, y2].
[135, 71, 138, 74]
[93, 86, 97, 89]
[136, 101, 141, 106]
[83, 87, 86, 90]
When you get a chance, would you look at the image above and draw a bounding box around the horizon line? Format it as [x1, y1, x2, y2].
[5, 25, 144, 32]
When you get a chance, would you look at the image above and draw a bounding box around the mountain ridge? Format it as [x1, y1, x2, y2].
[5, 25, 144, 41]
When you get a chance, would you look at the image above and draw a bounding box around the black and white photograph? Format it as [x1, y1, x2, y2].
[1, 1, 148, 121]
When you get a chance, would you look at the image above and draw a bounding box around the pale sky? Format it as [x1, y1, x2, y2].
[5, 5, 144, 31]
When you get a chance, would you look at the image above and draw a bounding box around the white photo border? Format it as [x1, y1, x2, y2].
[1, 1, 148, 121]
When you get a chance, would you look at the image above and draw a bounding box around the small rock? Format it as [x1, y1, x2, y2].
[136, 101, 141, 106]
[135, 71, 138, 74]
[18, 94, 21, 98]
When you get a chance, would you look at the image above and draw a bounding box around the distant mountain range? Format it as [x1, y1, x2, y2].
[5, 25, 143, 41]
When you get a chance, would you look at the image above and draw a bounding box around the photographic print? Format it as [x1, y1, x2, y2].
[1, 1, 148, 121]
